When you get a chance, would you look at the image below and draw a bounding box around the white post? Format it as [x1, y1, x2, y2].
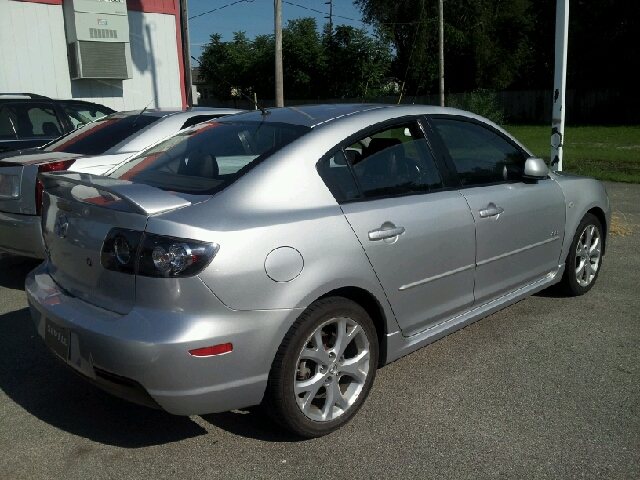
[550, 0, 569, 171]
[274, 0, 284, 107]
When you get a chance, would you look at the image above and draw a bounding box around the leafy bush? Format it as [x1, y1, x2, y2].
[447, 90, 506, 125]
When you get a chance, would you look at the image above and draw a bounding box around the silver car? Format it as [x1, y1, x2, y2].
[0, 107, 242, 258]
[26, 104, 610, 437]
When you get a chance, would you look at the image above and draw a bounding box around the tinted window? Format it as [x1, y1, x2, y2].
[41, 114, 160, 155]
[109, 121, 310, 195]
[432, 118, 526, 186]
[0, 103, 62, 139]
[317, 150, 361, 201]
[342, 122, 442, 199]
[180, 115, 223, 130]
[63, 103, 111, 129]
[0, 106, 17, 140]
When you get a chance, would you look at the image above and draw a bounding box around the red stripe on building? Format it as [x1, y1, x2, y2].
[15, 0, 178, 15]
[127, 0, 178, 15]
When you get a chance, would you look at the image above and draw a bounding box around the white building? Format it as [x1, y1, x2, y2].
[0, 0, 186, 110]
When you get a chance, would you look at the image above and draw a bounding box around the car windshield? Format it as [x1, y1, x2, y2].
[109, 121, 310, 195]
[41, 113, 161, 155]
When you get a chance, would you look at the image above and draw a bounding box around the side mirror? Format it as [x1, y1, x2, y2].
[523, 157, 549, 180]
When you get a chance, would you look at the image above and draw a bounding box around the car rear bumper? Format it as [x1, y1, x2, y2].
[26, 262, 301, 415]
[0, 211, 45, 258]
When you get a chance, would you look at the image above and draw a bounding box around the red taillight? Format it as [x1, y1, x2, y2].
[188, 343, 233, 357]
[35, 160, 76, 215]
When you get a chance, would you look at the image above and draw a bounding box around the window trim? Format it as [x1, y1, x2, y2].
[315, 115, 455, 205]
[425, 114, 531, 189]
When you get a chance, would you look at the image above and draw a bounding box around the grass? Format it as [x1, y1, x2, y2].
[503, 125, 640, 183]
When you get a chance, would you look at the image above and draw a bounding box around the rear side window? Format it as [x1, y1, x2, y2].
[432, 118, 526, 185]
[63, 103, 112, 129]
[319, 122, 443, 201]
[110, 121, 310, 195]
[0, 103, 62, 139]
[41, 114, 160, 155]
[180, 115, 224, 130]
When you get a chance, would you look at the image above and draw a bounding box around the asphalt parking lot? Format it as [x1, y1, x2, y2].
[0, 181, 638, 479]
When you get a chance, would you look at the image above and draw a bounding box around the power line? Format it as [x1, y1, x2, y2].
[189, 0, 255, 20]
[189, 0, 423, 26]
[283, 0, 363, 23]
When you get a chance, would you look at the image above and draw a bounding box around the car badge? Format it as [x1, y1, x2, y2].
[55, 214, 69, 239]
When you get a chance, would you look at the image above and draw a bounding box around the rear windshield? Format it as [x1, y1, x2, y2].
[41, 114, 161, 155]
[109, 121, 310, 195]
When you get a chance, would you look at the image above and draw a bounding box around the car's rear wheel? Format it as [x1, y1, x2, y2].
[263, 297, 378, 437]
[559, 213, 603, 296]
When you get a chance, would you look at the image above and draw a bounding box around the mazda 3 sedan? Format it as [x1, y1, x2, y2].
[26, 104, 610, 437]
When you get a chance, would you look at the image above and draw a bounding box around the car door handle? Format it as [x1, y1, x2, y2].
[368, 226, 405, 240]
[479, 203, 504, 218]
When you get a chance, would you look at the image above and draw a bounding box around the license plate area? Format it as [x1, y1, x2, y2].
[45, 318, 70, 360]
[0, 173, 20, 198]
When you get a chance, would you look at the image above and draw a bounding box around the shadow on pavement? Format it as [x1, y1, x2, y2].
[201, 408, 306, 443]
[533, 284, 566, 298]
[0, 254, 42, 290]
[0, 307, 207, 448]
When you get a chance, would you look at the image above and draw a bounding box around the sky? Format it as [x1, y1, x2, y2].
[187, 0, 373, 63]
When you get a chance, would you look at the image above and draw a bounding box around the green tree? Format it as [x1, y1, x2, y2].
[322, 24, 394, 99]
[355, 0, 534, 94]
[199, 18, 393, 101]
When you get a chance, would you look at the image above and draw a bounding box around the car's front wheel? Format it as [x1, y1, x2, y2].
[559, 213, 604, 296]
[263, 297, 378, 437]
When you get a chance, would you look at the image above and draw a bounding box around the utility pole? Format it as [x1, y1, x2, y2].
[180, 0, 193, 107]
[551, 0, 569, 171]
[438, 0, 444, 107]
[274, 0, 284, 107]
[325, 0, 333, 34]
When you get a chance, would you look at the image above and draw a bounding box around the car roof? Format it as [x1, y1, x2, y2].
[114, 108, 243, 119]
[215, 103, 474, 128]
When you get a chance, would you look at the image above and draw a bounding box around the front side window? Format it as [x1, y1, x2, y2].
[431, 118, 526, 186]
[109, 121, 310, 195]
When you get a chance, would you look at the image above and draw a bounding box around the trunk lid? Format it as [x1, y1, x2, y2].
[0, 152, 83, 214]
[40, 172, 197, 314]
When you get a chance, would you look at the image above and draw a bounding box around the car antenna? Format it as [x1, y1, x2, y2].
[191, 56, 270, 116]
[131, 97, 155, 127]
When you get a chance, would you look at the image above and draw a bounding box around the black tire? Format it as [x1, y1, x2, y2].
[558, 213, 604, 296]
[263, 297, 379, 438]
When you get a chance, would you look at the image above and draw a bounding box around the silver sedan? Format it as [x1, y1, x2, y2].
[0, 107, 242, 258]
[26, 104, 610, 437]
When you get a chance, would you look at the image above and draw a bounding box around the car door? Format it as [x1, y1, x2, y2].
[428, 116, 566, 305]
[318, 119, 476, 336]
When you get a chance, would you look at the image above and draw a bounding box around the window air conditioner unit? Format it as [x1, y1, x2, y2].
[63, 0, 133, 80]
